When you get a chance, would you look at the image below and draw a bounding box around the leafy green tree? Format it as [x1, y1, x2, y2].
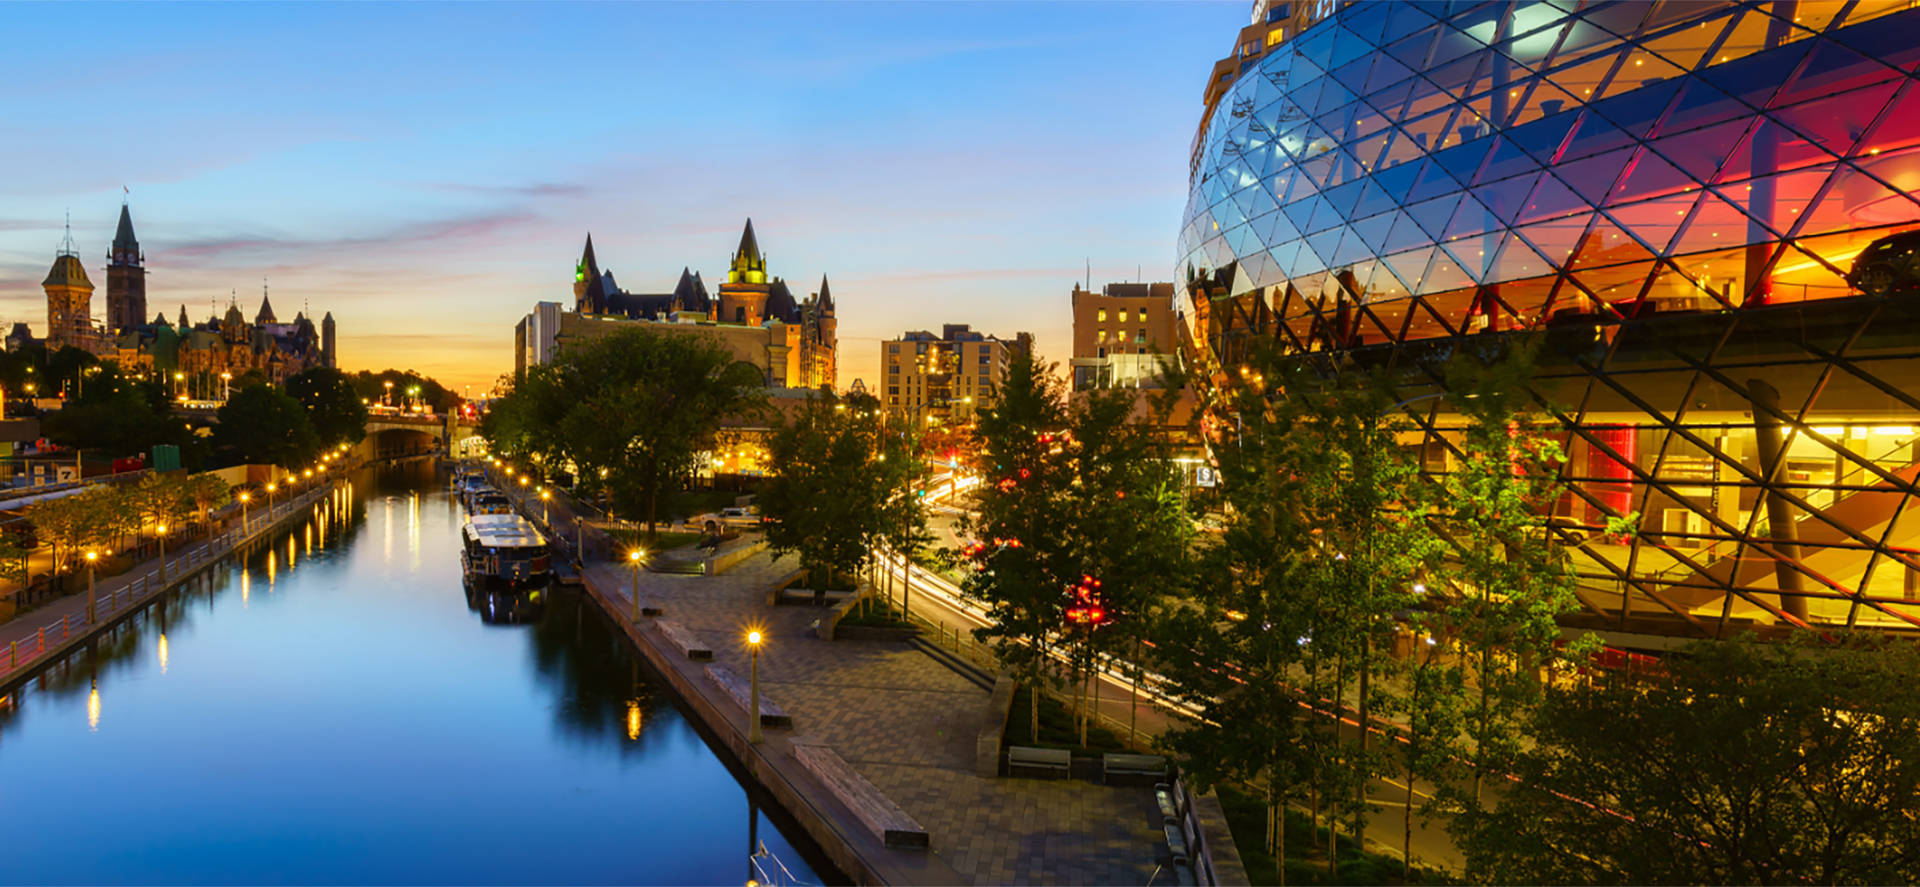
[182, 472, 232, 526]
[214, 385, 319, 469]
[1428, 350, 1590, 850]
[41, 363, 186, 459]
[285, 367, 369, 447]
[964, 350, 1073, 741]
[353, 369, 461, 412]
[762, 394, 906, 590]
[1468, 632, 1920, 885]
[26, 486, 117, 582]
[480, 327, 765, 537]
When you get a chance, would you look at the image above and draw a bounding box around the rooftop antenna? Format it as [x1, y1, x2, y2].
[1085, 257, 1091, 291]
[58, 210, 76, 256]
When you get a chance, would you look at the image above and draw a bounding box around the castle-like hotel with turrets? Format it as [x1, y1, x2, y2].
[515, 219, 836, 391]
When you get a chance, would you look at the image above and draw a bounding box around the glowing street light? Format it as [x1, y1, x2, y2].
[238, 491, 251, 533]
[156, 523, 169, 582]
[84, 550, 99, 624]
[746, 629, 765, 744]
[539, 487, 550, 524]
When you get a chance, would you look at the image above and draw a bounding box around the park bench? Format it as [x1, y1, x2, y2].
[656, 620, 712, 661]
[1103, 752, 1168, 785]
[1006, 746, 1072, 779]
[1164, 822, 1191, 865]
[706, 664, 792, 729]
[793, 744, 929, 850]
[1155, 785, 1181, 824]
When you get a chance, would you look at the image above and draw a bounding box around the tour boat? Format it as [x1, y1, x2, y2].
[461, 513, 551, 587]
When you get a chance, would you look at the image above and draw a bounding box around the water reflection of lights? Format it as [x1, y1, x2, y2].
[408, 492, 421, 571]
[626, 701, 643, 740]
[87, 679, 100, 732]
[384, 496, 393, 563]
[159, 634, 169, 674]
[241, 568, 250, 606]
[266, 550, 277, 586]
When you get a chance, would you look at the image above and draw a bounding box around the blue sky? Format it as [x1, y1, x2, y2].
[0, 1, 1241, 391]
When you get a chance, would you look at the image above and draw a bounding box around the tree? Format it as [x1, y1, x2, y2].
[214, 385, 319, 469]
[964, 350, 1073, 741]
[25, 487, 117, 582]
[1427, 348, 1591, 856]
[40, 363, 186, 459]
[182, 472, 232, 526]
[285, 367, 369, 447]
[1468, 632, 1920, 885]
[353, 369, 460, 413]
[762, 394, 906, 590]
[480, 327, 765, 537]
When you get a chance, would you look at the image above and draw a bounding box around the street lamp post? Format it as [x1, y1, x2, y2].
[238, 492, 251, 533]
[156, 523, 169, 582]
[629, 549, 644, 620]
[84, 550, 99, 624]
[221, 372, 231, 401]
[266, 482, 277, 516]
[746, 630, 764, 744]
[383, 380, 393, 407]
[540, 488, 550, 525]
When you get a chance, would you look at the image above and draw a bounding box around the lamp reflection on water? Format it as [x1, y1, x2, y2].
[87, 678, 100, 732]
[241, 568, 250, 606]
[627, 701, 643, 741]
[159, 633, 169, 674]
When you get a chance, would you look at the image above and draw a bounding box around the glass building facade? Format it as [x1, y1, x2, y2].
[1178, 0, 1920, 639]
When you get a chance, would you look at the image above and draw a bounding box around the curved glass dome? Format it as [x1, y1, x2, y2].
[1179, 0, 1920, 352]
[1177, 0, 1920, 638]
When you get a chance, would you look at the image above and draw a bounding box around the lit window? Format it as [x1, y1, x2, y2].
[1098, 330, 1107, 343]
[1118, 309, 1129, 323]
[1097, 309, 1107, 322]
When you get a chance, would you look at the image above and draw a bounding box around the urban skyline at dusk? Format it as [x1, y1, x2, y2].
[0, 2, 1239, 392]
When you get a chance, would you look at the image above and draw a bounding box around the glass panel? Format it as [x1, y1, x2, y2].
[1514, 172, 1587, 226]
[1824, 8, 1920, 68]
[1604, 148, 1698, 206]
[1513, 214, 1592, 267]
[1604, 191, 1701, 255]
[1648, 117, 1752, 186]
[1473, 135, 1541, 184]
[1406, 193, 1465, 240]
[1770, 80, 1904, 159]
[1443, 192, 1500, 240]
[1659, 77, 1757, 136]
[1350, 212, 1398, 254]
[1666, 190, 1759, 259]
[1558, 106, 1640, 162]
[1712, 117, 1837, 184]
[1573, 215, 1659, 271]
[1383, 210, 1437, 253]
[1551, 146, 1635, 204]
[1586, 65, 1684, 137]
[1769, 37, 1890, 108]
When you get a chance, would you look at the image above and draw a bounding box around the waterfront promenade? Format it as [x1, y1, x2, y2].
[0, 481, 339, 691]
[577, 552, 1186, 886]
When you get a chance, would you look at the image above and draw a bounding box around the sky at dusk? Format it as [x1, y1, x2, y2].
[0, 2, 1241, 393]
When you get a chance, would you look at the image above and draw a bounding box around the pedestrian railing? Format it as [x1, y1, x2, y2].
[0, 484, 332, 682]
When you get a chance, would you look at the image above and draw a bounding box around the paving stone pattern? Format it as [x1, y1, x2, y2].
[597, 552, 1163, 885]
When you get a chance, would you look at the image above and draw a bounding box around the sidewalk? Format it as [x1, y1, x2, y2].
[580, 551, 1172, 886]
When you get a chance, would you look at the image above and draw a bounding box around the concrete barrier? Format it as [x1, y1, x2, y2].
[975, 674, 1017, 777]
[706, 536, 767, 576]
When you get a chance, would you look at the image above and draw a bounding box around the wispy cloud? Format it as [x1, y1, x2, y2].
[427, 182, 588, 199]
[161, 210, 541, 263]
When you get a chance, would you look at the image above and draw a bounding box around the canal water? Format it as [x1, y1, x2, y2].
[0, 463, 831, 885]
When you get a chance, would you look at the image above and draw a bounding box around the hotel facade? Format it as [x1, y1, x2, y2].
[1179, 0, 1920, 639]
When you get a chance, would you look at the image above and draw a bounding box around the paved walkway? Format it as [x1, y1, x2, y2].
[583, 552, 1169, 886]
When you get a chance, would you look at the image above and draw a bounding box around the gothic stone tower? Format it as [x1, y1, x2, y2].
[574, 234, 601, 313]
[43, 244, 94, 352]
[718, 219, 771, 325]
[105, 203, 146, 333]
[322, 311, 337, 368]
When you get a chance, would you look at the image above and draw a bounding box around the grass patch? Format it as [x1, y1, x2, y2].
[1004, 684, 1133, 756]
[1216, 783, 1446, 886]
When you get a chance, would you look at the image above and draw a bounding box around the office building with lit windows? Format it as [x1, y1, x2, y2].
[1071, 282, 1179, 390]
[1179, 0, 1920, 639]
[882, 324, 1030, 425]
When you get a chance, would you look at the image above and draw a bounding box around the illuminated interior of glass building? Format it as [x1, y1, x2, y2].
[1178, 0, 1920, 639]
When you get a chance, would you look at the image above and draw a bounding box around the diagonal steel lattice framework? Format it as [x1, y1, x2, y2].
[1178, 0, 1920, 638]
